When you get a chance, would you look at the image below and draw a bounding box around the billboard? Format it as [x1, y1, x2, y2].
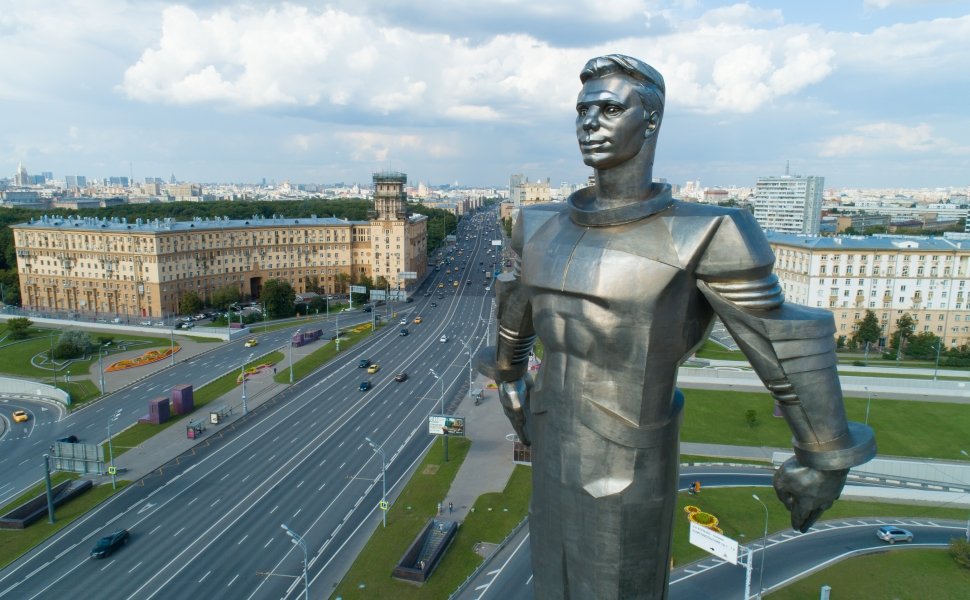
[398, 271, 417, 280]
[49, 442, 105, 475]
[491, 240, 503, 246]
[689, 522, 739, 565]
[428, 415, 465, 437]
[350, 285, 367, 294]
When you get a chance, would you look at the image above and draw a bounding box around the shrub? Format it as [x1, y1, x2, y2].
[951, 537, 970, 569]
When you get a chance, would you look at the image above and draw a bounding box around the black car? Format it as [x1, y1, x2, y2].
[358, 358, 371, 368]
[55, 435, 79, 444]
[359, 381, 372, 391]
[394, 372, 408, 382]
[430, 302, 438, 308]
[90, 529, 129, 559]
[399, 328, 409, 336]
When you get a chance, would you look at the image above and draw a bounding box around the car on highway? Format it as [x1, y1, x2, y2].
[413, 316, 422, 324]
[394, 372, 408, 382]
[139, 320, 152, 326]
[367, 364, 380, 374]
[358, 358, 371, 368]
[876, 526, 913, 544]
[12, 410, 29, 423]
[359, 381, 372, 392]
[399, 328, 409, 336]
[90, 529, 130, 559]
[399, 318, 408, 325]
[440, 335, 448, 343]
[56, 435, 79, 444]
[244, 338, 258, 347]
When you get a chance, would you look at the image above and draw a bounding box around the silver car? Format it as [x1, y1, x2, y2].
[876, 526, 913, 544]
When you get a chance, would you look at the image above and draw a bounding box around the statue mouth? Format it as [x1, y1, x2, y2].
[580, 139, 609, 149]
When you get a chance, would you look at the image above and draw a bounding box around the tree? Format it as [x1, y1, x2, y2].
[744, 409, 758, 428]
[374, 276, 390, 291]
[262, 279, 295, 319]
[210, 285, 241, 310]
[852, 310, 882, 348]
[905, 331, 941, 360]
[179, 291, 203, 315]
[5, 317, 32, 340]
[950, 537, 970, 569]
[53, 330, 95, 359]
[891, 313, 915, 353]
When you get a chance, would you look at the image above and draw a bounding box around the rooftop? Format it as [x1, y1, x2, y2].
[14, 213, 372, 233]
[766, 231, 970, 251]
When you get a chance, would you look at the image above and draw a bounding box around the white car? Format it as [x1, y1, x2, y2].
[440, 335, 448, 343]
[400, 318, 408, 326]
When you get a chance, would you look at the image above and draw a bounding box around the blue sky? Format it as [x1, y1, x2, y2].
[2, 0, 969, 190]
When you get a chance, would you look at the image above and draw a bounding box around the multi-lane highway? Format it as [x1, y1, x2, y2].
[0, 209, 505, 598]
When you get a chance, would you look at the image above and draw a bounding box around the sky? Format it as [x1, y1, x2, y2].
[2, 0, 970, 190]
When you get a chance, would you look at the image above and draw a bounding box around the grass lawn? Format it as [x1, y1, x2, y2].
[0, 475, 130, 570]
[695, 340, 745, 360]
[680, 454, 770, 466]
[0, 326, 177, 382]
[766, 550, 970, 599]
[670, 486, 969, 566]
[274, 322, 374, 384]
[61, 378, 101, 406]
[109, 351, 284, 458]
[333, 437, 474, 599]
[679, 388, 970, 460]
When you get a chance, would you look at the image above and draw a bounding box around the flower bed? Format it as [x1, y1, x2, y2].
[684, 505, 720, 530]
[236, 363, 276, 383]
[105, 346, 181, 372]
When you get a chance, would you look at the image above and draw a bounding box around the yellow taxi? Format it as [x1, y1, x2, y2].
[12, 410, 29, 423]
[244, 338, 259, 347]
[453, 280, 459, 287]
[367, 364, 380, 374]
[438, 283, 444, 288]
[413, 316, 423, 324]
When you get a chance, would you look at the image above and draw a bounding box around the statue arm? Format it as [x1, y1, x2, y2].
[474, 214, 536, 443]
[696, 211, 875, 530]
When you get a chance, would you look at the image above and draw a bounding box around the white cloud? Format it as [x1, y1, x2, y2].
[818, 122, 957, 157]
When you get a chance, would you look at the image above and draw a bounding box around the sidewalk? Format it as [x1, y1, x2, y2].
[439, 374, 517, 523]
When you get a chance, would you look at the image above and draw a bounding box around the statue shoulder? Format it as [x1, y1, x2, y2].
[512, 202, 566, 253]
[683, 203, 775, 281]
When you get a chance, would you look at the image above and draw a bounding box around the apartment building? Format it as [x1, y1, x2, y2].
[768, 232, 970, 347]
[752, 175, 824, 235]
[12, 172, 427, 319]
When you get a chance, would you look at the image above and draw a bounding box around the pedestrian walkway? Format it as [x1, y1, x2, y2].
[439, 374, 517, 523]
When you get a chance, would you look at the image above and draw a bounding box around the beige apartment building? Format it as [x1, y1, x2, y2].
[767, 232, 970, 348]
[12, 172, 427, 319]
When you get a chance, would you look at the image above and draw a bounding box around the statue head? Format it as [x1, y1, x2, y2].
[576, 55, 665, 170]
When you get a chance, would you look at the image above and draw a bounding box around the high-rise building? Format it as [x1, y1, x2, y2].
[14, 162, 29, 186]
[64, 175, 87, 190]
[752, 174, 824, 235]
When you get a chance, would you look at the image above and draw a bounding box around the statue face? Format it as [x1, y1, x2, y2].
[576, 75, 654, 170]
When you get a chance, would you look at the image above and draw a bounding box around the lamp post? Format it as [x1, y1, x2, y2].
[170, 326, 176, 366]
[864, 386, 872, 425]
[98, 344, 107, 395]
[49, 331, 57, 388]
[107, 408, 122, 490]
[460, 338, 475, 401]
[752, 494, 769, 599]
[961, 450, 970, 542]
[933, 340, 942, 381]
[429, 368, 444, 413]
[290, 329, 300, 384]
[241, 352, 254, 415]
[43, 453, 56, 524]
[280, 524, 310, 600]
[366, 437, 388, 528]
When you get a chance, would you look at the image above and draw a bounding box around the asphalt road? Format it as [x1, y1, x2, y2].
[461, 469, 966, 600]
[0, 209, 504, 599]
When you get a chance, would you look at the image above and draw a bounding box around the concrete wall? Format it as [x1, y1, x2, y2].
[0, 376, 71, 406]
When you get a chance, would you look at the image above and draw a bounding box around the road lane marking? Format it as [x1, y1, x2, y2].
[128, 561, 143, 574]
[100, 559, 116, 572]
[173, 527, 186, 537]
[227, 574, 240, 587]
[237, 534, 248, 545]
[199, 570, 211, 583]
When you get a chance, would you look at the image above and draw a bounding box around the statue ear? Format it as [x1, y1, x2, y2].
[645, 110, 660, 134]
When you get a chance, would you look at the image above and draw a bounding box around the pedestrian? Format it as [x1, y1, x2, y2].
[448, 501, 453, 514]
[437, 502, 442, 515]
[273, 367, 277, 374]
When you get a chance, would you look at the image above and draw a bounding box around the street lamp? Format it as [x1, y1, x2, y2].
[107, 408, 122, 490]
[98, 344, 107, 395]
[49, 331, 57, 388]
[366, 437, 388, 528]
[934, 340, 942, 381]
[280, 524, 309, 600]
[290, 329, 301, 384]
[961, 450, 970, 542]
[170, 326, 176, 366]
[429, 369, 444, 413]
[460, 338, 476, 401]
[752, 494, 769, 599]
[864, 386, 872, 425]
[241, 352, 255, 415]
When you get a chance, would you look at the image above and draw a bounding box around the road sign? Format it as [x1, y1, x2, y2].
[379, 500, 389, 510]
[107, 466, 117, 475]
[689, 522, 739, 565]
[350, 285, 367, 294]
[491, 240, 503, 246]
[398, 271, 417, 280]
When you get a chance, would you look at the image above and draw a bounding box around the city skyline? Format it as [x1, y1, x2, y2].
[2, 1, 970, 189]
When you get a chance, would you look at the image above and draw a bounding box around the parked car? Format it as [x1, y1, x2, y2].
[367, 364, 380, 374]
[876, 526, 913, 544]
[12, 410, 29, 423]
[359, 381, 371, 391]
[244, 338, 258, 347]
[139, 320, 152, 326]
[358, 358, 371, 368]
[394, 372, 408, 382]
[90, 529, 130, 559]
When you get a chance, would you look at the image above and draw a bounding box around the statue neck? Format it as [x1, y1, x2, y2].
[590, 145, 658, 210]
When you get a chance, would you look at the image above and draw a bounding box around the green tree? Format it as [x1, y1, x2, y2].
[5, 317, 32, 340]
[179, 291, 203, 315]
[262, 279, 295, 319]
[905, 331, 941, 360]
[891, 313, 915, 353]
[53, 330, 95, 359]
[852, 310, 882, 348]
[374, 276, 390, 291]
[210, 285, 241, 310]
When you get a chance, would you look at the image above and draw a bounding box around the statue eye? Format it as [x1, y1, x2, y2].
[577, 107, 588, 116]
[604, 105, 623, 117]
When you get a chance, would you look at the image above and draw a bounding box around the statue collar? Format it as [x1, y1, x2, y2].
[567, 183, 673, 226]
